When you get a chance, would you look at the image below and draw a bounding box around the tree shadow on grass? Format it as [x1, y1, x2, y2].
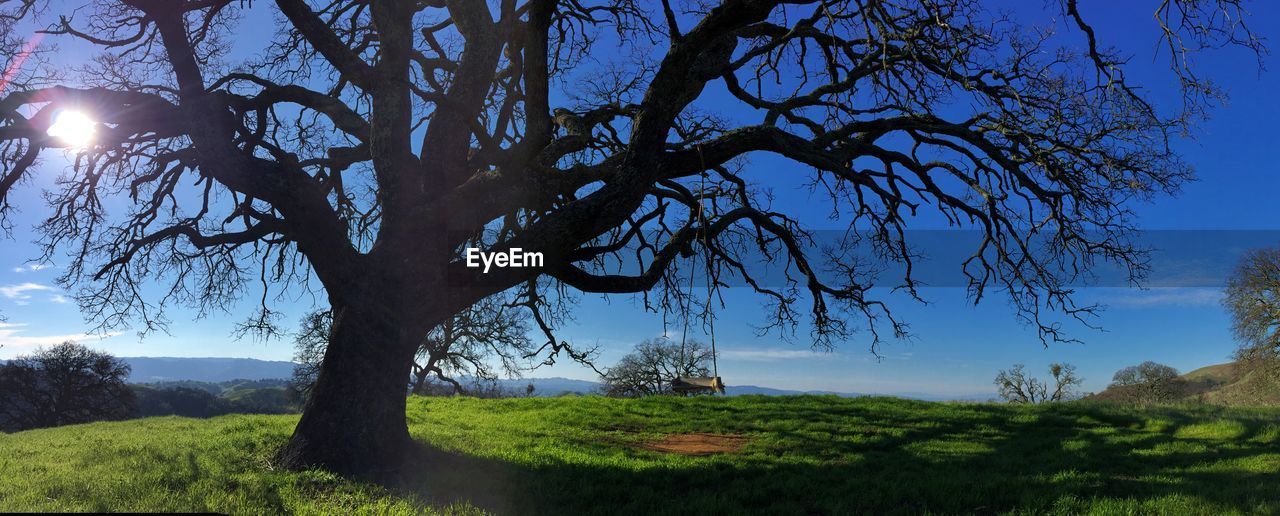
[396, 444, 527, 514]
[390, 400, 1280, 515]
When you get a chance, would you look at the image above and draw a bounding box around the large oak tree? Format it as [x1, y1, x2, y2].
[0, 0, 1259, 479]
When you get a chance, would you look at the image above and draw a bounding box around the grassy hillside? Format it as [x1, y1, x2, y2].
[1204, 366, 1280, 406]
[2, 396, 1279, 514]
[1182, 363, 1236, 385]
[1091, 361, 1280, 407]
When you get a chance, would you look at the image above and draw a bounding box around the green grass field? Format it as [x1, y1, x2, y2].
[2, 396, 1278, 514]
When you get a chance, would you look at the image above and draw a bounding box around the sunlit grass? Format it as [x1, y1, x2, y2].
[1174, 420, 1250, 440]
[1, 396, 1278, 514]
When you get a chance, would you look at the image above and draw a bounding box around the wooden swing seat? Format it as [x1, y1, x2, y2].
[672, 376, 725, 395]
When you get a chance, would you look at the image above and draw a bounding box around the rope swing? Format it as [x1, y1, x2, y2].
[672, 148, 724, 395]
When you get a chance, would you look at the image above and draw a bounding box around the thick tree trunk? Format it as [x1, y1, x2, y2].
[276, 301, 425, 482]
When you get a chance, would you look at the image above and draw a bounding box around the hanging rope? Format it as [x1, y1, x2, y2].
[679, 225, 696, 372]
[696, 146, 719, 385]
[673, 145, 722, 395]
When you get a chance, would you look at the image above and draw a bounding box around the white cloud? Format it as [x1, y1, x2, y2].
[11, 264, 51, 273]
[0, 282, 56, 301]
[49, 294, 70, 304]
[720, 348, 835, 362]
[1101, 287, 1223, 308]
[0, 322, 121, 353]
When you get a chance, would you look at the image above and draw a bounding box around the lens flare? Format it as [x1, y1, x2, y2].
[47, 110, 97, 149]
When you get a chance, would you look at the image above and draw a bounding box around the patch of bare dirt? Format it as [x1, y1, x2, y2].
[636, 433, 750, 456]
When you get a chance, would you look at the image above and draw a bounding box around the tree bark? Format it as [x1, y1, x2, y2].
[275, 299, 424, 482]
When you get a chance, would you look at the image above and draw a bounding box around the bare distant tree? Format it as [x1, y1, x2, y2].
[285, 310, 331, 403]
[1224, 247, 1280, 373]
[602, 338, 713, 397]
[290, 295, 538, 398]
[0, 0, 1260, 477]
[0, 342, 135, 432]
[995, 363, 1082, 404]
[411, 295, 539, 394]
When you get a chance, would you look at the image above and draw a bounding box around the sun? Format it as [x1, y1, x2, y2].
[46, 109, 97, 149]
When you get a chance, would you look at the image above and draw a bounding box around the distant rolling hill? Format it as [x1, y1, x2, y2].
[1089, 361, 1280, 406]
[1198, 363, 1280, 406]
[498, 379, 851, 398]
[1182, 362, 1236, 385]
[115, 357, 991, 400]
[726, 385, 995, 401]
[490, 377, 602, 396]
[122, 357, 297, 383]
[501, 377, 991, 401]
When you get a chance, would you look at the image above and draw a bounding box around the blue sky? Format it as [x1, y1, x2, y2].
[1, 1, 1279, 397]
